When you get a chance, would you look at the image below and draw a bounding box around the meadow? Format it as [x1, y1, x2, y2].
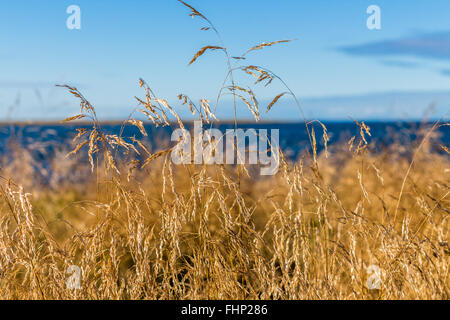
[0, 1, 448, 300]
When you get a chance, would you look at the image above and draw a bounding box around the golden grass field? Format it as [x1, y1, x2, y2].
[0, 1, 448, 299]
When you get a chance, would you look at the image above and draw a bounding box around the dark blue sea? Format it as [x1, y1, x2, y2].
[0, 121, 448, 163]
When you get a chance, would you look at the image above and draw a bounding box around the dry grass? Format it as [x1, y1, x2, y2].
[0, 1, 448, 300]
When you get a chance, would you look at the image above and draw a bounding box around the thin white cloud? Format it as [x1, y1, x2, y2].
[340, 31, 450, 61]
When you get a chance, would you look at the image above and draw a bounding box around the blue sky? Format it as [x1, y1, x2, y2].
[1, 0, 450, 121]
